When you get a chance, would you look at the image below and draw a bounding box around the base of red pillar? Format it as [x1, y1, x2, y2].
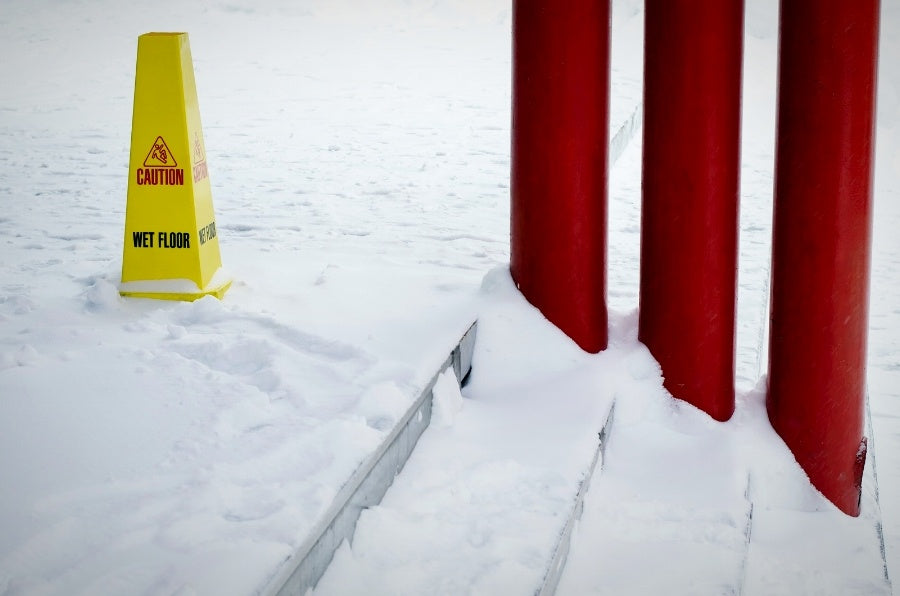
[638, 0, 743, 420]
[766, 0, 878, 518]
[510, 0, 611, 354]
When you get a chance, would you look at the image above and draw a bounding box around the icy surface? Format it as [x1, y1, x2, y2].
[0, 0, 898, 594]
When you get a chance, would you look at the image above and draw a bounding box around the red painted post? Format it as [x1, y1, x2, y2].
[638, 0, 744, 421]
[768, 0, 880, 517]
[510, 0, 610, 353]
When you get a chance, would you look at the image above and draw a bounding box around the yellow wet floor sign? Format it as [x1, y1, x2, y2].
[120, 32, 231, 301]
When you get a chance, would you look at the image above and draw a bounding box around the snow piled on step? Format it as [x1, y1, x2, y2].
[315, 267, 617, 596]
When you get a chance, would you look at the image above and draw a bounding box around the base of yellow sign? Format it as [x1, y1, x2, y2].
[119, 269, 232, 302]
[120, 280, 231, 302]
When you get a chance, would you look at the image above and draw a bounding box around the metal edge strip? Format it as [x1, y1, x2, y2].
[535, 400, 616, 596]
[261, 321, 478, 596]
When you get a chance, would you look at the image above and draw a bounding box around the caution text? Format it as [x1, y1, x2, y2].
[136, 168, 185, 186]
[193, 161, 208, 183]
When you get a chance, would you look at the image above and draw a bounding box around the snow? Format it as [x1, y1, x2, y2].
[117, 267, 233, 295]
[316, 267, 617, 595]
[0, 0, 898, 594]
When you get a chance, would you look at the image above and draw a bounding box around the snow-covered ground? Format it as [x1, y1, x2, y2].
[0, 0, 898, 594]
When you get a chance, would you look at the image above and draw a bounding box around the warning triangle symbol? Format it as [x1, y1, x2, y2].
[143, 136, 178, 167]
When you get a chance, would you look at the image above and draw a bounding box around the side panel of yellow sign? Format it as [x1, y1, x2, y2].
[120, 32, 231, 301]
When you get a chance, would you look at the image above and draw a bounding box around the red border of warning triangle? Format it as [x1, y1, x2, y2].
[143, 136, 178, 168]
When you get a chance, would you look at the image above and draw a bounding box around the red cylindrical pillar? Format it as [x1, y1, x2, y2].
[510, 0, 610, 353]
[638, 0, 744, 421]
[768, 0, 880, 517]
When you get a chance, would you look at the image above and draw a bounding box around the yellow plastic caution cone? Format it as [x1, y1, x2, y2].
[120, 32, 231, 301]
